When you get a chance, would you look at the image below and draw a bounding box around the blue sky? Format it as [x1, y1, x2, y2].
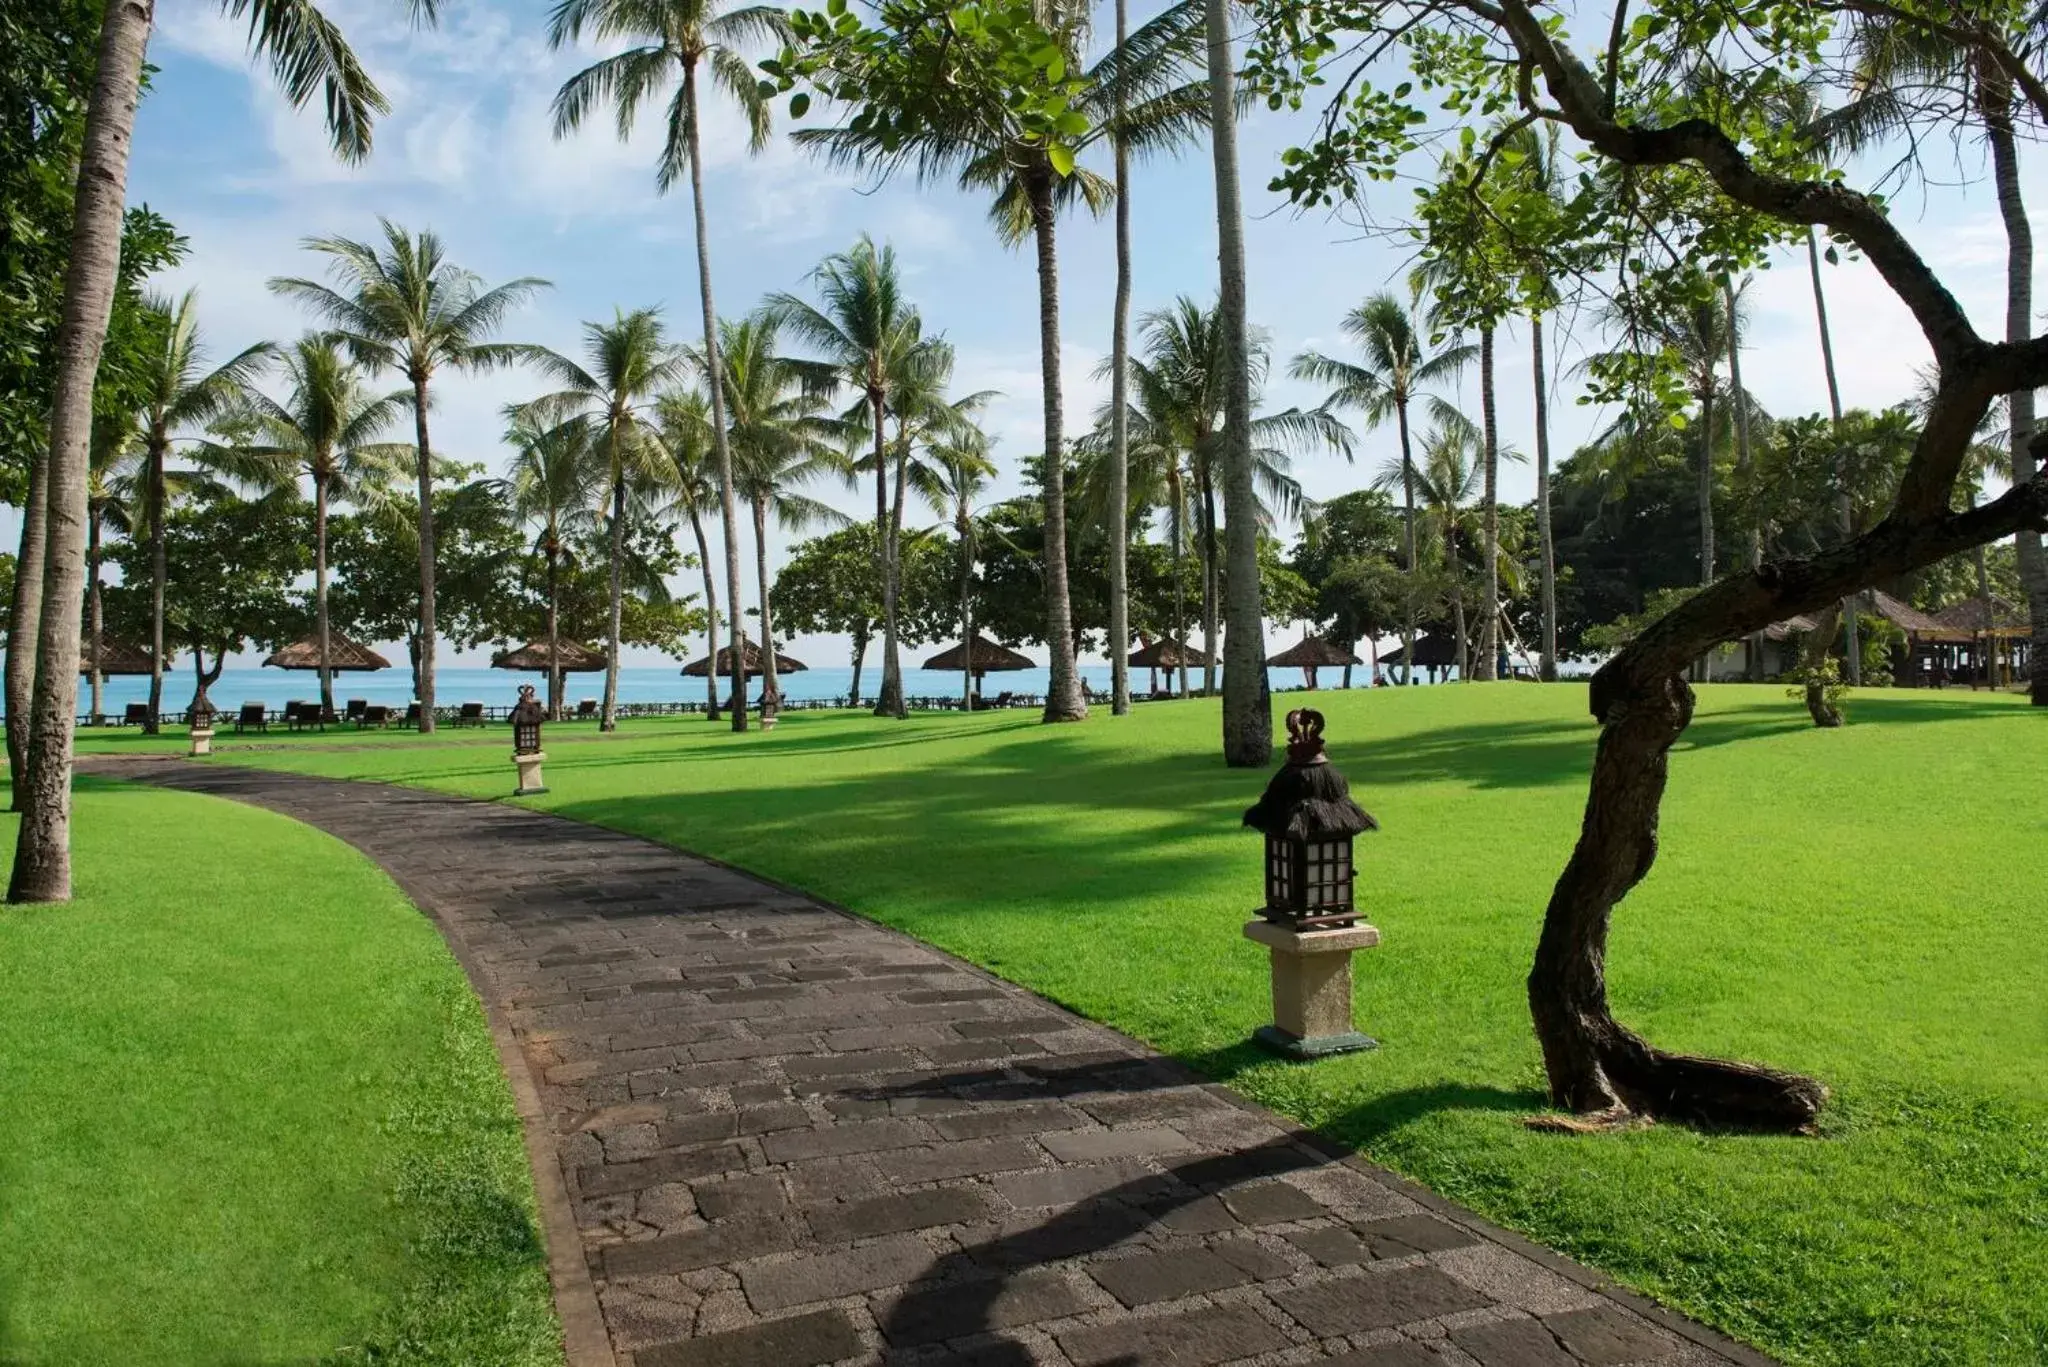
[129, 0, 2044, 666]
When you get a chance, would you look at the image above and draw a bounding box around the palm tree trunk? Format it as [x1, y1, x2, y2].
[1107, 0, 1133, 717]
[873, 390, 902, 717]
[603, 468, 624, 731]
[1696, 384, 1716, 588]
[1207, 0, 1269, 764]
[87, 507, 104, 725]
[1171, 473, 1189, 698]
[884, 426, 909, 719]
[412, 372, 439, 733]
[1475, 324, 1500, 682]
[1805, 228, 1859, 684]
[546, 539, 563, 720]
[1199, 465, 1219, 695]
[1987, 92, 2048, 704]
[1448, 518, 1468, 682]
[10, 0, 153, 903]
[687, 505, 720, 719]
[1396, 399, 1418, 685]
[848, 628, 866, 708]
[1027, 170, 1085, 724]
[1532, 313, 1558, 682]
[681, 59, 747, 733]
[1724, 279, 1761, 682]
[315, 469, 333, 715]
[147, 433, 166, 732]
[960, 510, 975, 710]
[752, 497, 779, 709]
[7, 406, 51, 803]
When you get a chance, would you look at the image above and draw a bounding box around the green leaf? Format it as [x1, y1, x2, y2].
[790, 91, 811, 118]
[1047, 142, 1076, 176]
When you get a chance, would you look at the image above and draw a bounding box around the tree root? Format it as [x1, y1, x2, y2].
[1597, 1030, 1827, 1134]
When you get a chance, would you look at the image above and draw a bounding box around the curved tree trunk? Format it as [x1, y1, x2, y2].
[848, 628, 867, 709]
[1532, 314, 1558, 681]
[1028, 170, 1086, 723]
[87, 508, 104, 725]
[1107, 0, 1133, 717]
[546, 538, 563, 720]
[1475, 325, 1500, 681]
[7, 400, 52, 803]
[412, 371, 439, 733]
[1395, 399, 1417, 685]
[1806, 228, 1859, 684]
[1800, 603, 1843, 728]
[602, 464, 624, 731]
[1987, 92, 2048, 704]
[315, 469, 333, 716]
[11, 0, 154, 902]
[1206, 0, 1269, 765]
[682, 59, 747, 733]
[753, 495, 779, 710]
[687, 505, 720, 719]
[146, 431, 165, 732]
[873, 389, 903, 718]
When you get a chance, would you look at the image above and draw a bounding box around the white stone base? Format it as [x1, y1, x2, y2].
[513, 750, 547, 795]
[1243, 919, 1381, 1056]
[188, 728, 214, 757]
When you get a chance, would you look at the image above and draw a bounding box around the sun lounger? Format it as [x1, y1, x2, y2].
[234, 702, 267, 735]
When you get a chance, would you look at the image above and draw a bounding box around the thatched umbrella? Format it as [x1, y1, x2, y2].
[1267, 636, 1362, 690]
[681, 640, 807, 677]
[78, 634, 155, 676]
[494, 639, 609, 719]
[1127, 635, 1212, 696]
[263, 632, 391, 672]
[923, 634, 1033, 700]
[1379, 633, 1457, 680]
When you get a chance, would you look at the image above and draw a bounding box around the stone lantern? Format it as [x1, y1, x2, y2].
[510, 684, 548, 796]
[1241, 709, 1380, 1058]
[187, 699, 215, 758]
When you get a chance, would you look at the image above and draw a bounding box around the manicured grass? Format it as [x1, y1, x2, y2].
[0, 779, 563, 1366]
[202, 685, 2045, 1366]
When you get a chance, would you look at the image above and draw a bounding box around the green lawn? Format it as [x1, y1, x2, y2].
[0, 779, 563, 1366]
[175, 684, 2044, 1366]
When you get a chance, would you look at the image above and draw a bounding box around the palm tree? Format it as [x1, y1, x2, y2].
[764, 237, 921, 717]
[9, 0, 418, 901]
[270, 221, 549, 733]
[549, 0, 792, 731]
[525, 308, 689, 731]
[915, 431, 1000, 710]
[796, 3, 1211, 723]
[234, 336, 413, 716]
[84, 414, 141, 728]
[1291, 294, 1473, 682]
[712, 313, 849, 710]
[655, 388, 728, 719]
[507, 408, 603, 719]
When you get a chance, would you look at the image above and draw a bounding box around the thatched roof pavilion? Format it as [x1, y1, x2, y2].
[1379, 634, 1457, 668]
[78, 634, 155, 676]
[1930, 595, 2032, 637]
[923, 634, 1033, 679]
[1128, 636, 1213, 669]
[1267, 636, 1362, 688]
[263, 632, 390, 671]
[493, 639, 609, 672]
[681, 640, 806, 676]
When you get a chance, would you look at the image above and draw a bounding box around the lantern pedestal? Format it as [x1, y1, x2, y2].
[188, 727, 214, 758]
[1243, 918, 1379, 1059]
[512, 750, 548, 796]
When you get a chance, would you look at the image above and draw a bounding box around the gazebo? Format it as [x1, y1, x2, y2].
[493, 639, 608, 718]
[1928, 595, 2033, 687]
[77, 634, 155, 677]
[923, 634, 1033, 703]
[263, 632, 391, 673]
[1267, 636, 1362, 690]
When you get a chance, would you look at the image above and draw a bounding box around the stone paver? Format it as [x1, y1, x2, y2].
[89, 758, 1775, 1367]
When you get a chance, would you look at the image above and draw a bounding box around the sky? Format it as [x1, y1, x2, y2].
[119, 0, 2048, 669]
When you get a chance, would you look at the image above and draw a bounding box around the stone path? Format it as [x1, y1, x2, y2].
[87, 758, 1771, 1367]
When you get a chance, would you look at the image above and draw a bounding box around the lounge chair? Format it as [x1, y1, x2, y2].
[456, 701, 485, 727]
[344, 698, 367, 724]
[234, 702, 267, 735]
[360, 704, 391, 728]
[122, 702, 149, 726]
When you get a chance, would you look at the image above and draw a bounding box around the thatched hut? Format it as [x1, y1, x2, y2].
[492, 639, 608, 672]
[680, 640, 807, 677]
[263, 632, 391, 672]
[923, 634, 1033, 686]
[1378, 634, 1457, 677]
[77, 634, 155, 676]
[1267, 636, 1363, 689]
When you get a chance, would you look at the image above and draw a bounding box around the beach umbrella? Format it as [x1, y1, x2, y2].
[1267, 636, 1362, 690]
[680, 640, 807, 676]
[263, 632, 391, 672]
[1126, 636, 1213, 670]
[77, 633, 156, 676]
[491, 639, 609, 672]
[923, 634, 1033, 690]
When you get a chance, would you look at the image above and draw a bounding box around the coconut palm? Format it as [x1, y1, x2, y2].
[707, 313, 848, 710]
[914, 430, 1000, 710]
[796, 2, 1211, 723]
[524, 308, 689, 731]
[548, 0, 792, 731]
[507, 408, 603, 719]
[1291, 294, 1473, 682]
[84, 414, 142, 728]
[233, 336, 413, 716]
[654, 388, 729, 718]
[9, 0, 420, 901]
[270, 221, 549, 733]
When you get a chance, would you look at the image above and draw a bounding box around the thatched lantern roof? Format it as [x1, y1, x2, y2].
[1243, 710, 1379, 840]
[1128, 636, 1213, 669]
[78, 634, 156, 676]
[923, 634, 1034, 676]
[263, 632, 391, 671]
[681, 640, 806, 676]
[493, 639, 609, 672]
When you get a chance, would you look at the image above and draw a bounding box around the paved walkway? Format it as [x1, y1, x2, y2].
[88, 758, 1769, 1367]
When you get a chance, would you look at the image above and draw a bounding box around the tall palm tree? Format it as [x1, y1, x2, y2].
[270, 221, 549, 733]
[549, 0, 792, 731]
[713, 313, 849, 710]
[84, 413, 140, 728]
[10, 0, 419, 901]
[507, 408, 603, 719]
[797, 3, 1211, 723]
[1292, 293, 1473, 682]
[525, 307, 688, 731]
[655, 388, 728, 719]
[765, 237, 921, 717]
[915, 431, 1000, 709]
[234, 335, 413, 716]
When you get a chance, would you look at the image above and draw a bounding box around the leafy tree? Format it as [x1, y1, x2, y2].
[775, 522, 953, 702]
[270, 220, 549, 733]
[548, 0, 792, 733]
[1290, 490, 1405, 681]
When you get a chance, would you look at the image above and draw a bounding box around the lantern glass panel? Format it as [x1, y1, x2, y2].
[515, 720, 540, 754]
[1304, 836, 1352, 910]
[1264, 833, 1295, 910]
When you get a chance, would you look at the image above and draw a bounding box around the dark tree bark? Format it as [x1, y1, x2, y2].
[1107, 0, 1133, 717]
[686, 505, 721, 720]
[87, 503, 104, 725]
[146, 428, 165, 732]
[1395, 398, 1417, 684]
[848, 628, 867, 709]
[1801, 603, 1843, 728]
[7, 403, 51, 805]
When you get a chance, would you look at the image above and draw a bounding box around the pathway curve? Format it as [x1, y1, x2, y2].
[86, 757, 1770, 1367]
